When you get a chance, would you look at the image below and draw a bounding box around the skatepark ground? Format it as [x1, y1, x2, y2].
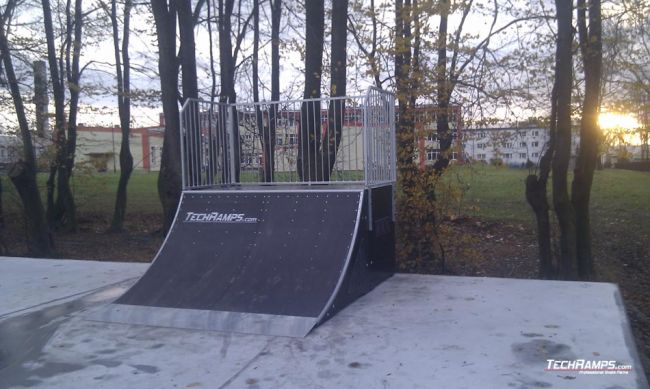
[0, 256, 647, 388]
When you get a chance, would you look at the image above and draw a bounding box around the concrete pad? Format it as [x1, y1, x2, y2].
[0, 258, 647, 388]
[0, 257, 148, 319]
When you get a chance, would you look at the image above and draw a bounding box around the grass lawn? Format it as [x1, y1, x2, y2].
[3, 165, 647, 230]
[442, 164, 650, 235]
[2, 171, 162, 216]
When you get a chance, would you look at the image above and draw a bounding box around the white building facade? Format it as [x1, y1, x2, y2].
[463, 127, 550, 166]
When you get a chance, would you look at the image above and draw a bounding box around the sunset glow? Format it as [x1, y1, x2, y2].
[598, 112, 640, 131]
[599, 112, 643, 145]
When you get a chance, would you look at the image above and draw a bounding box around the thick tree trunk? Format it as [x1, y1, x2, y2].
[33, 61, 49, 137]
[323, 0, 348, 181]
[572, 0, 602, 280]
[526, 81, 558, 279]
[9, 163, 53, 257]
[433, 0, 452, 174]
[526, 168, 554, 278]
[552, 0, 577, 280]
[152, 0, 182, 233]
[266, 0, 281, 180]
[218, 0, 240, 183]
[298, 0, 325, 181]
[109, 0, 133, 232]
[42, 0, 67, 227]
[178, 0, 201, 185]
[0, 4, 52, 256]
[252, 0, 270, 182]
[41, 0, 78, 231]
[394, 0, 415, 179]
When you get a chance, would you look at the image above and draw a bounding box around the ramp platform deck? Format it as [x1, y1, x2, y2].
[0, 257, 647, 388]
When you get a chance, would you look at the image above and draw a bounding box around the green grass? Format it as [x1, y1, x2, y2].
[3, 166, 648, 235]
[2, 171, 162, 216]
[441, 164, 650, 234]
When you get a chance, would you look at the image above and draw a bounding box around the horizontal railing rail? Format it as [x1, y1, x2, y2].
[179, 89, 396, 189]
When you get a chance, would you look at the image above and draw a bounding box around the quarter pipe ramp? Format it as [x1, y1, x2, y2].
[90, 186, 394, 337]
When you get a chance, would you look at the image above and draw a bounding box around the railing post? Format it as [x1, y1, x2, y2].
[179, 99, 188, 189]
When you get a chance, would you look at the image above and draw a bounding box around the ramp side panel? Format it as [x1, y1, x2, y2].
[117, 191, 363, 319]
[318, 185, 396, 323]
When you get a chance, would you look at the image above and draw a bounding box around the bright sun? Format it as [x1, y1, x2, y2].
[598, 112, 640, 131]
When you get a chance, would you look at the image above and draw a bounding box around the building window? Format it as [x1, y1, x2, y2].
[427, 132, 437, 142]
[277, 137, 284, 146]
[532, 152, 539, 158]
[532, 141, 539, 147]
[427, 150, 438, 161]
[519, 142, 526, 147]
[505, 142, 513, 148]
[532, 130, 539, 136]
[477, 153, 486, 160]
[289, 134, 297, 145]
[477, 143, 486, 149]
[519, 153, 526, 159]
[504, 153, 512, 159]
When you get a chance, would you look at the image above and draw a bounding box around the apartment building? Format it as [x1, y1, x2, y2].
[463, 127, 550, 166]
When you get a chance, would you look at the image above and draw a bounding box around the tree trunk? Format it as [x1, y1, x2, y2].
[178, 0, 200, 185]
[252, 0, 270, 182]
[298, 0, 324, 181]
[41, 0, 78, 231]
[9, 163, 53, 257]
[323, 0, 348, 181]
[218, 0, 240, 183]
[526, 81, 558, 279]
[394, 0, 415, 179]
[109, 0, 134, 232]
[0, 2, 52, 256]
[571, 0, 602, 280]
[552, 0, 577, 280]
[433, 0, 452, 174]
[152, 0, 182, 233]
[33, 60, 49, 138]
[42, 0, 67, 226]
[267, 0, 281, 180]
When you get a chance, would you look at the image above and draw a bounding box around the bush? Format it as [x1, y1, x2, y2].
[489, 157, 503, 166]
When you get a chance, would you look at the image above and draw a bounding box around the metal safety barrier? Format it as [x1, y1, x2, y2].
[179, 87, 396, 189]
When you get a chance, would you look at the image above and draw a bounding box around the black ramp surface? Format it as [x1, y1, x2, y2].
[116, 190, 363, 319]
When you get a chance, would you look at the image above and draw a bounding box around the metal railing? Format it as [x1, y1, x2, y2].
[179, 87, 395, 189]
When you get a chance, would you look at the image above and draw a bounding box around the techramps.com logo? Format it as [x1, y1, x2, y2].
[183, 211, 258, 224]
[545, 359, 632, 375]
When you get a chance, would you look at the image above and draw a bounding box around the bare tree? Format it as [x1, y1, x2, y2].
[41, 0, 84, 232]
[551, 0, 577, 279]
[297, 0, 324, 181]
[527, 1, 602, 281]
[572, 0, 602, 279]
[108, 0, 133, 232]
[0, 0, 52, 255]
[151, 0, 182, 233]
[150, 0, 199, 232]
[323, 0, 348, 180]
[348, 0, 384, 88]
